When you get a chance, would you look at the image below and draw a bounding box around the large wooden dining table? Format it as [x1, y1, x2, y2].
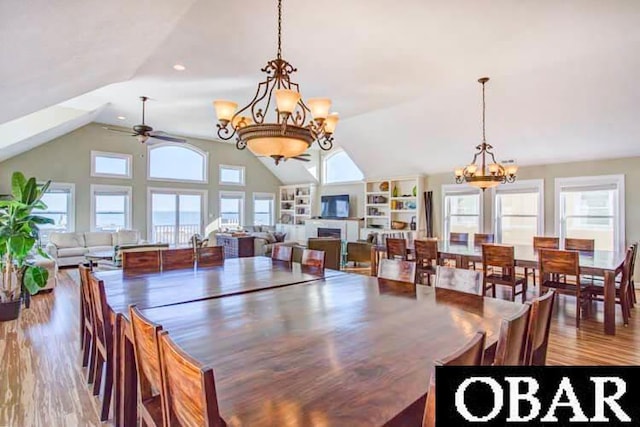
[95, 256, 345, 427]
[372, 241, 627, 335]
[129, 273, 523, 426]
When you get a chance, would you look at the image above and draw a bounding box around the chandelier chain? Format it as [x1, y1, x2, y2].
[481, 80, 486, 143]
[277, 0, 282, 60]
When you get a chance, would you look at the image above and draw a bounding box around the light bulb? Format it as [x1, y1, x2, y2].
[454, 168, 464, 177]
[307, 98, 332, 120]
[488, 163, 500, 175]
[466, 164, 478, 175]
[213, 100, 238, 124]
[323, 113, 339, 134]
[275, 89, 301, 115]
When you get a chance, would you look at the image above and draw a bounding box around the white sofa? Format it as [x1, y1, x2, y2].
[46, 230, 142, 267]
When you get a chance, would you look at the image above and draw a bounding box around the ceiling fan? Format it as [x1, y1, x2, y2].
[103, 96, 187, 144]
[260, 153, 311, 165]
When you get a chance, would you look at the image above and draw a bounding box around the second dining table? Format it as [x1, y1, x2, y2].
[371, 240, 627, 335]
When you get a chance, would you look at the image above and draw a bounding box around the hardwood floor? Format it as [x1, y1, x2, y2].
[0, 269, 638, 426]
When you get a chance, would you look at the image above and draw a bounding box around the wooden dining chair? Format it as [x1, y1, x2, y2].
[272, 245, 293, 262]
[301, 249, 326, 269]
[470, 233, 495, 269]
[524, 289, 556, 366]
[482, 244, 527, 302]
[123, 249, 161, 273]
[129, 306, 165, 427]
[161, 248, 195, 271]
[414, 239, 438, 285]
[449, 232, 469, 245]
[386, 238, 407, 261]
[158, 331, 225, 427]
[524, 236, 561, 286]
[88, 274, 114, 421]
[377, 258, 417, 284]
[197, 246, 224, 267]
[423, 331, 487, 427]
[539, 249, 589, 328]
[493, 305, 531, 366]
[584, 246, 633, 326]
[434, 266, 482, 295]
[308, 238, 342, 270]
[78, 264, 96, 381]
[629, 243, 637, 307]
[564, 238, 595, 252]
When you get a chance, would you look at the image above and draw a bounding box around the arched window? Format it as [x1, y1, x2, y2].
[148, 143, 208, 183]
[323, 150, 364, 184]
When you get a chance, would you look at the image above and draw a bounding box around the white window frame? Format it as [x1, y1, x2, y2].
[90, 184, 132, 232]
[491, 179, 544, 244]
[441, 184, 483, 238]
[554, 174, 625, 252]
[147, 187, 208, 244]
[219, 191, 245, 228]
[219, 164, 245, 186]
[147, 142, 209, 184]
[322, 149, 364, 185]
[37, 182, 76, 238]
[252, 192, 275, 226]
[91, 150, 132, 179]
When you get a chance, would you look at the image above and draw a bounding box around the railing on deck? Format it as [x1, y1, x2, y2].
[152, 224, 201, 246]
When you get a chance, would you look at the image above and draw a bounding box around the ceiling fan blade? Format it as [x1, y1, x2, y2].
[149, 132, 187, 143]
[291, 156, 311, 162]
[103, 126, 135, 135]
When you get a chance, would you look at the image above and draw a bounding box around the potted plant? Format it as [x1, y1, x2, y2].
[0, 172, 54, 321]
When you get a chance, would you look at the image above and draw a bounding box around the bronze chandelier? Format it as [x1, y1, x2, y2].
[454, 77, 517, 190]
[213, 0, 338, 165]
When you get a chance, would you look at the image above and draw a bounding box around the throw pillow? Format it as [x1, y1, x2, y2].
[273, 232, 286, 243]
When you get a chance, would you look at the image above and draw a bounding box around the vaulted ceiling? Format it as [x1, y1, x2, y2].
[2, 0, 639, 180]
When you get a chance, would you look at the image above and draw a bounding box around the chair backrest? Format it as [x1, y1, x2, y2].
[424, 331, 486, 427]
[197, 246, 224, 267]
[414, 239, 438, 264]
[436, 331, 486, 366]
[449, 232, 469, 245]
[161, 248, 195, 271]
[301, 249, 326, 269]
[78, 263, 94, 325]
[307, 238, 341, 270]
[630, 242, 638, 285]
[88, 274, 112, 344]
[386, 238, 407, 260]
[434, 266, 482, 295]
[482, 244, 515, 270]
[158, 332, 224, 427]
[122, 250, 161, 273]
[129, 305, 163, 402]
[619, 246, 634, 298]
[474, 233, 495, 246]
[378, 258, 417, 284]
[539, 249, 580, 277]
[524, 289, 556, 366]
[272, 245, 293, 262]
[564, 238, 595, 252]
[494, 305, 531, 366]
[533, 236, 560, 250]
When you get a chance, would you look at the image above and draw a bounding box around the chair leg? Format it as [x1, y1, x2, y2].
[92, 352, 104, 396]
[100, 352, 113, 421]
[492, 284, 496, 298]
[82, 329, 91, 368]
[87, 339, 97, 384]
[575, 296, 581, 329]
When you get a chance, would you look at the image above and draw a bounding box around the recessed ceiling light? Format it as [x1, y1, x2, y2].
[117, 115, 126, 120]
[173, 64, 186, 71]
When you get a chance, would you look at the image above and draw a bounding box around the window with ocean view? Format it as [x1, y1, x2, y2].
[91, 185, 132, 232]
[149, 189, 205, 245]
[220, 191, 245, 228]
[253, 193, 275, 226]
[34, 182, 75, 244]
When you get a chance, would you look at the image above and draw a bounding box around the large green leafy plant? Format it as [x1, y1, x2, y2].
[0, 172, 54, 302]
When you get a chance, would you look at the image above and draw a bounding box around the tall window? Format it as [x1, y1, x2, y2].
[219, 165, 245, 185]
[148, 188, 206, 245]
[91, 151, 132, 178]
[323, 150, 364, 184]
[91, 185, 132, 232]
[148, 143, 207, 183]
[556, 175, 624, 251]
[253, 193, 275, 226]
[442, 185, 482, 239]
[34, 183, 75, 243]
[493, 180, 544, 245]
[219, 191, 245, 228]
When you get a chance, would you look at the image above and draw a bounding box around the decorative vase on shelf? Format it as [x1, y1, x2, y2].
[412, 186, 417, 197]
[392, 186, 398, 197]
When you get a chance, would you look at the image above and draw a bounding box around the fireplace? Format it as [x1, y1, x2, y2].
[318, 227, 341, 239]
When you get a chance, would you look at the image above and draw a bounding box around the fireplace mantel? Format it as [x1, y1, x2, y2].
[305, 219, 363, 242]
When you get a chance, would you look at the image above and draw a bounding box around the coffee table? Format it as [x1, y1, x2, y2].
[85, 250, 115, 268]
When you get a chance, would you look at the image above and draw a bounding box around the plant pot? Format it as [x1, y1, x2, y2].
[0, 298, 21, 322]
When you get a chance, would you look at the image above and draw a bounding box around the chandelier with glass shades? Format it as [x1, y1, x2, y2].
[454, 77, 517, 190]
[213, 0, 338, 165]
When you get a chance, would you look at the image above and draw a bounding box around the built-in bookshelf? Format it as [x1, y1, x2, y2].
[279, 184, 315, 226]
[362, 176, 425, 237]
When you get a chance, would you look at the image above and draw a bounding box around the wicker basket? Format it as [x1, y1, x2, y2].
[391, 220, 408, 230]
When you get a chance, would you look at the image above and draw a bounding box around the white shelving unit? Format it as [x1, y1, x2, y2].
[362, 176, 425, 239]
[277, 183, 316, 244]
